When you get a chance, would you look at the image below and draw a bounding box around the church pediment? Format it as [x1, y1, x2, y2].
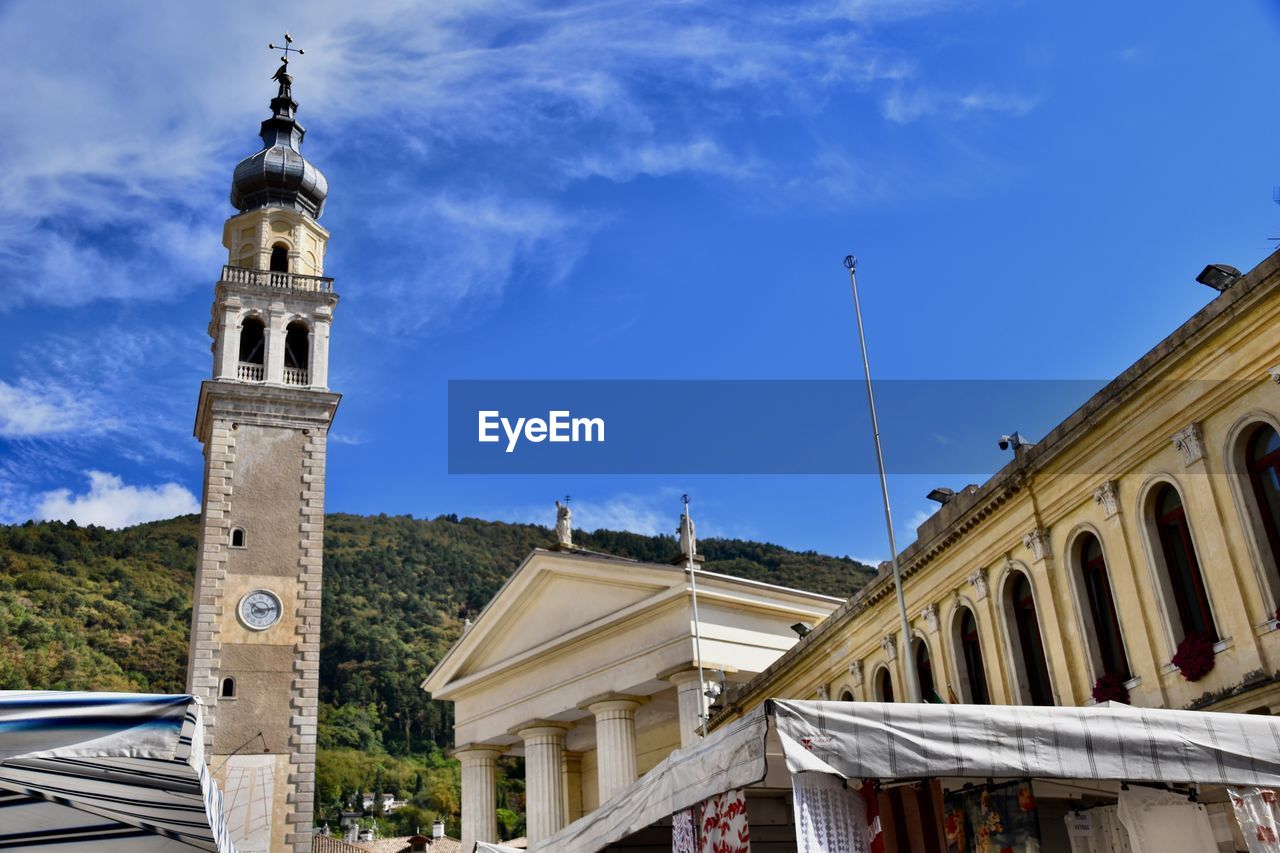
[425, 550, 682, 692]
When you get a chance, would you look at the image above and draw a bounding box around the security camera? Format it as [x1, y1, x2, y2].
[998, 431, 1034, 453]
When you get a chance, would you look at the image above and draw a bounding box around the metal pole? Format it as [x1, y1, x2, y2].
[844, 255, 920, 703]
[684, 495, 710, 735]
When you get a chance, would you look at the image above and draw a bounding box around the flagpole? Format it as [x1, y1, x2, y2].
[683, 494, 710, 735]
[844, 255, 920, 703]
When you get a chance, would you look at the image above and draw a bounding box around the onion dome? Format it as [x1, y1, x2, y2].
[230, 61, 328, 219]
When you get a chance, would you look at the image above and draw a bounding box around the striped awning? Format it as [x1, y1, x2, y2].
[0, 691, 236, 852]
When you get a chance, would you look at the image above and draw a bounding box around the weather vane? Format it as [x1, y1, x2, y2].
[268, 32, 305, 98]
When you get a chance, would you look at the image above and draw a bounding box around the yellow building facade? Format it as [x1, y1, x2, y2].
[713, 251, 1280, 725]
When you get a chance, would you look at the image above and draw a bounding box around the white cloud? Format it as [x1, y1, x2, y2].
[566, 138, 757, 183]
[503, 489, 699, 538]
[360, 192, 596, 333]
[35, 471, 199, 528]
[572, 495, 673, 537]
[0, 379, 119, 439]
[0, 0, 996, 321]
[881, 86, 1039, 123]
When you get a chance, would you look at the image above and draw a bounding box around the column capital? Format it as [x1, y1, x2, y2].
[658, 662, 739, 683]
[452, 743, 506, 761]
[512, 720, 572, 740]
[580, 693, 649, 715]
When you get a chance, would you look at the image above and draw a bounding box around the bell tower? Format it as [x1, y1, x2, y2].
[187, 39, 339, 853]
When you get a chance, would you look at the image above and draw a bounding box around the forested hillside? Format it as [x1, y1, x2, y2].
[0, 512, 873, 835]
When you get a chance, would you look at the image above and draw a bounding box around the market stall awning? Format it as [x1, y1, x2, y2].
[530, 699, 1280, 852]
[0, 691, 235, 852]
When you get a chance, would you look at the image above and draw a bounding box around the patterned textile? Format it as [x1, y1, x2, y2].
[699, 787, 751, 853]
[792, 772, 871, 853]
[1117, 786, 1217, 853]
[950, 782, 1042, 853]
[1229, 787, 1280, 852]
[673, 807, 697, 853]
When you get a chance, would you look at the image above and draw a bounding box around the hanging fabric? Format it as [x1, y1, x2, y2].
[792, 772, 871, 853]
[1228, 787, 1280, 852]
[673, 807, 698, 853]
[1117, 786, 1217, 853]
[949, 782, 1042, 853]
[699, 787, 751, 853]
[1096, 805, 1133, 853]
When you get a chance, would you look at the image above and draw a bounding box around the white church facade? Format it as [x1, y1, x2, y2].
[422, 533, 841, 851]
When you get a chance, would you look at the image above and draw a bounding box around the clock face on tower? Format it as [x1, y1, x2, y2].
[238, 589, 284, 631]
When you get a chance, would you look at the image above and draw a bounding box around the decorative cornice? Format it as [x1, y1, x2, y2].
[1172, 422, 1206, 466]
[1022, 527, 1051, 562]
[1093, 480, 1120, 519]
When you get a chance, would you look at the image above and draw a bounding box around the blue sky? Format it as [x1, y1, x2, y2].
[2, 1, 1279, 561]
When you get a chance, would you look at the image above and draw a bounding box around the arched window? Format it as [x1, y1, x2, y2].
[270, 243, 289, 273]
[1077, 533, 1130, 680]
[1009, 573, 1054, 705]
[1154, 484, 1216, 642]
[230, 527, 246, 548]
[839, 689, 854, 702]
[1246, 424, 1280, 589]
[239, 317, 265, 365]
[875, 667, 894, 702]
[956, 607, 989, 704]
[220, 677, 236, 698]
[284, 321, 310, 372]
[914, 638, 935, 702]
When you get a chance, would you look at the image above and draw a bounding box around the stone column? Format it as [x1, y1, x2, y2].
[666, 670, 709, 748]
[585, 696, 644, 803]
[518, 723, 570, 843]
[455, 745, 503, 852]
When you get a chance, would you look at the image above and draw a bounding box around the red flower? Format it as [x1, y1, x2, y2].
[1172, 634, 1215, 682]
[1092, 672, 1130, 703]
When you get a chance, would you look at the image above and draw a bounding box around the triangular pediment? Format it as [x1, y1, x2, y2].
[428, 550, 683, 690]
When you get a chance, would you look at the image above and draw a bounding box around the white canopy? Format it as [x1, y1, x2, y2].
[529, 698, 1280, 852]
[0, 691, 235, 852]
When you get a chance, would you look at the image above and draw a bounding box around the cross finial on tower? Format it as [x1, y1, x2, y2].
[269, 32, 305, 63]
[268, 33, 305, 99]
